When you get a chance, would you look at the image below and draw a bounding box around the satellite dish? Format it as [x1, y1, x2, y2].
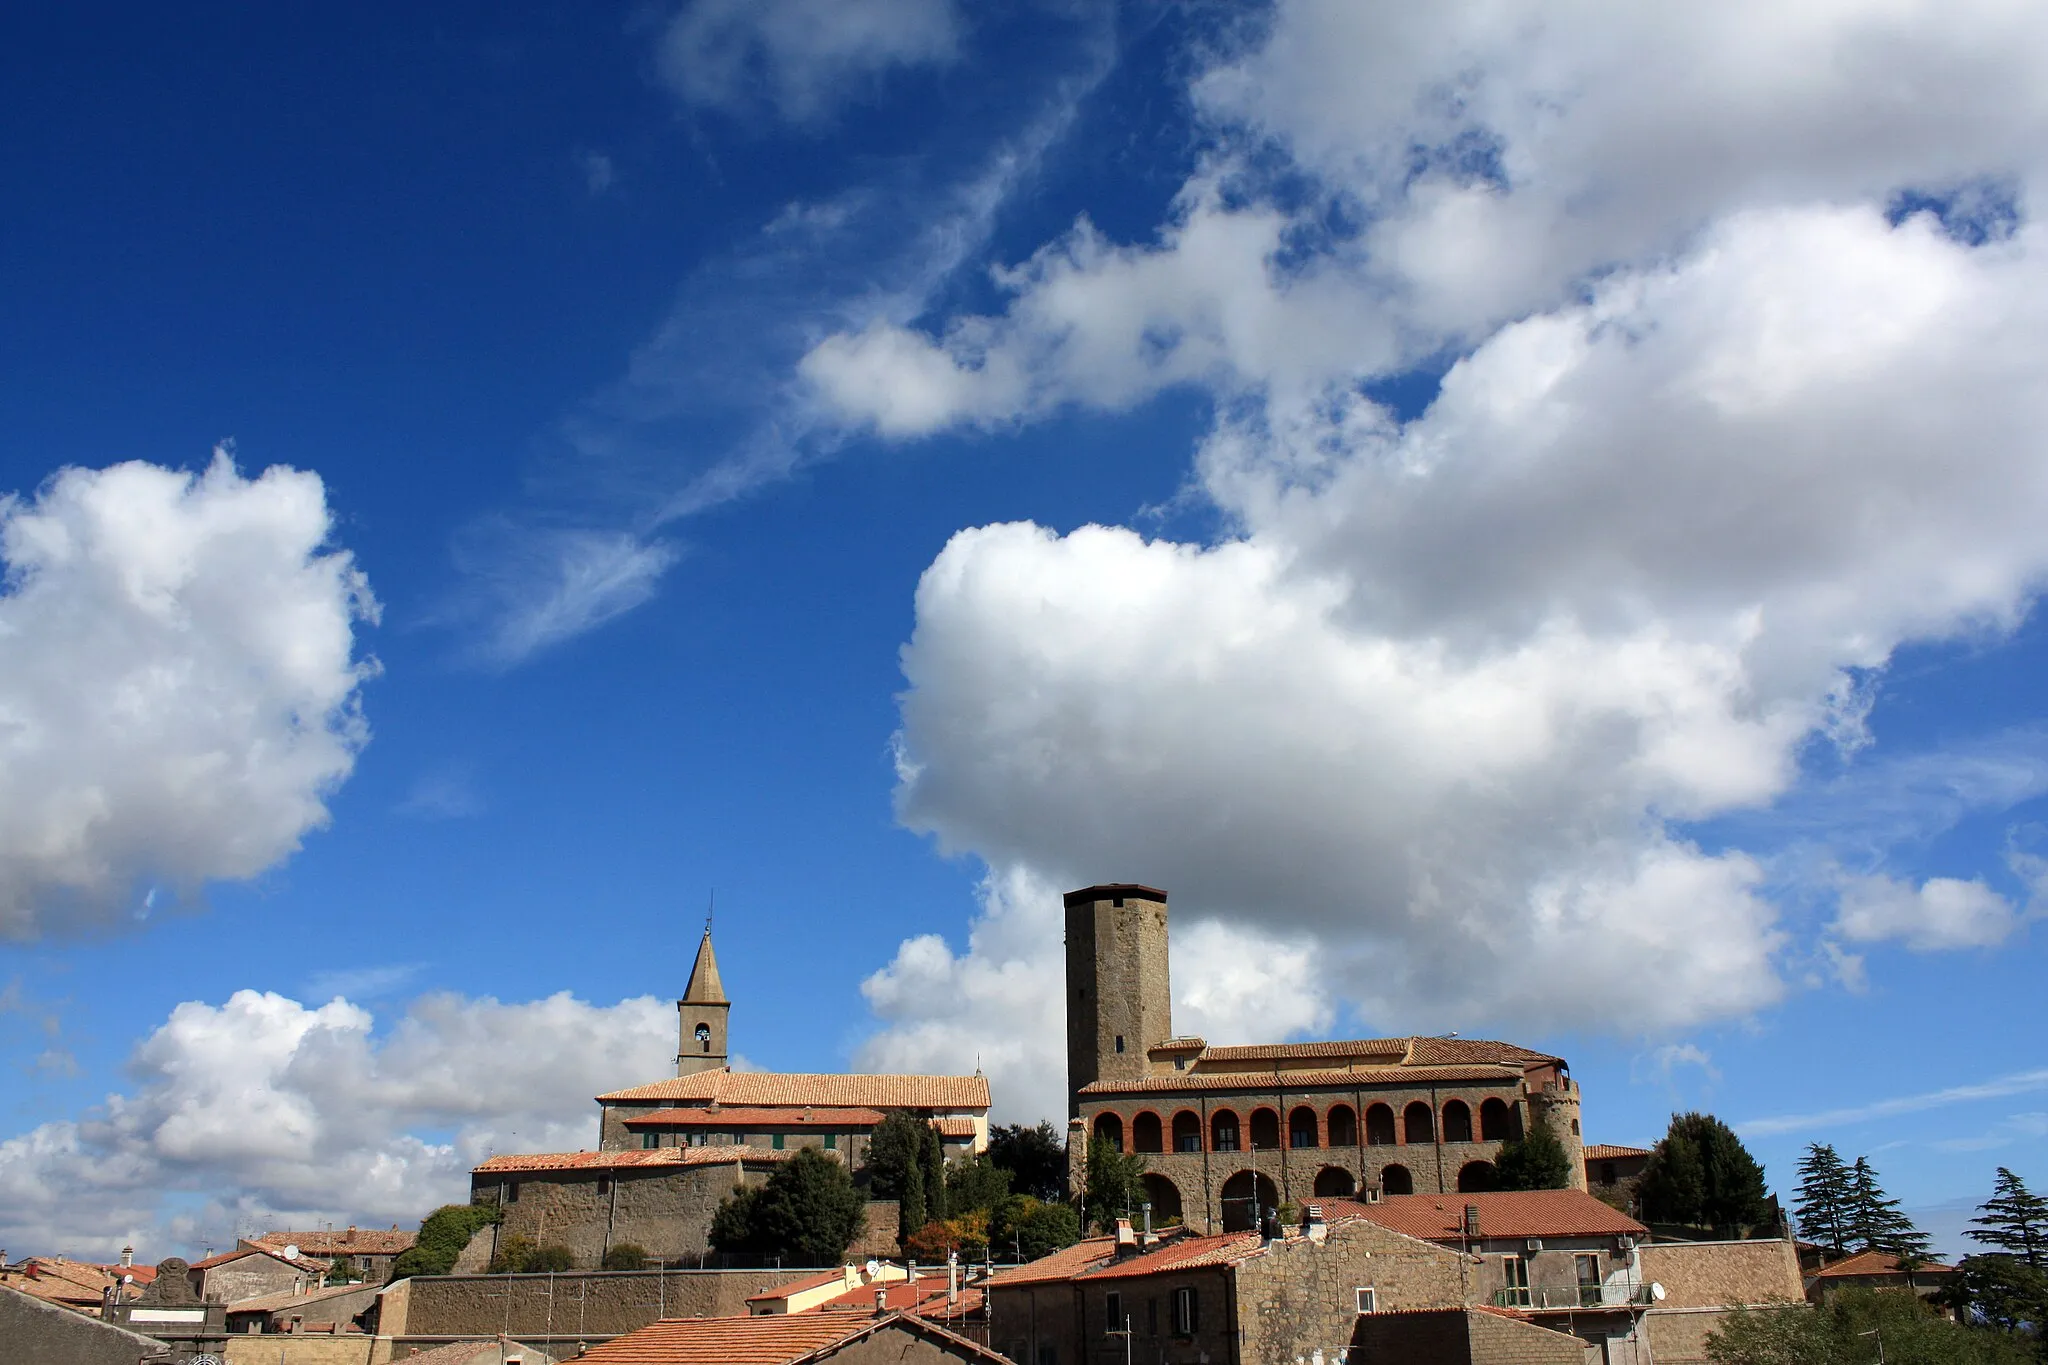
[282, 1245, 300, 1261]
[1650, 1282, 1667, 1302]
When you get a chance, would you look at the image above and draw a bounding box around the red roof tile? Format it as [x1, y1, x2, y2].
[1077, 1063, 1522, 1095]
[1582, 1144, 1652, 1161]
[598, 1071, 991, 1110]
[254, 1228, 414, 1256]
[473, 1145, 790, 1174]
[190, 1245, 327, 1272]
[1812, 1250, 1955, 1278]
[573, 1310, 1011, 1364]
[225, 1282, 376, 1315]
[745, 1268, 854, 1303]
[986, 1237, 1117, 1287]
[1337, 1191, 1646, 1241]
[1079, 1234, 1264, 1281]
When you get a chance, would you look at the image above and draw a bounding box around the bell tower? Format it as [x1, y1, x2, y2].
[1064, 884, 1172, 1116]
[676, 928, 730, 1076]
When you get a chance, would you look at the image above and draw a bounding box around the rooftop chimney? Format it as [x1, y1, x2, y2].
[120, 1246, 134, 1269]
[874, 1286, 888, 1317]
[1464, 1205, 1482, 1239]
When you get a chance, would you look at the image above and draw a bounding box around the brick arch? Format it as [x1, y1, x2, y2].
[1288, 1106, 1320, 1149]
[1132, 1110, 1164, 1154]
[1141, 1172, 1183, 1223]
[1093, 1111, 1124, 1152]
[1327, 1104, 1358, 1147]
[1211, 1109, 1241, 1153]
[1457, 1160, 1499, 1192]
[1442, 1100, 1474, 1144]
[1479, 1097, 1520, 1142]
[1172, 1109, 1203, 1153]
[1219, 1170, 1280, 1232]
[1404, 1102, 1435, 1144]
[1248, 1107, 1281, 1151]
[1312, 1166, 1356, 1198]
[1380, 1163, 1415, 1196]
[1364, 1103, 1397, 1146]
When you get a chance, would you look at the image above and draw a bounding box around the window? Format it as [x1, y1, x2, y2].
[1211, 1111, 1239, 1153]
[1173, 1057, 1185, 1070]
[1173, 1111, 1202, 1153]
[1115, 1035, 1125, 1053]
[1036, 1346, 1058, 1365]
[1172, 1286, 1199, 1335]
[505, 1181, 520, 1203]
[1600, 1162, 1616, 1186]
[772, 1133, 785, 1150]
[1355, 1287, 1377, 1314]
[597, 1176, 612, 1196]
[1148, 1298, 1158, 1335]
[824, 1133, 837, 1150]
[1105, 1291, 1123, 1334]
[642, 1133, 658, 1150]
[1576, 1254, 1602, 1306]
[1502, 1255, 1531, 1308]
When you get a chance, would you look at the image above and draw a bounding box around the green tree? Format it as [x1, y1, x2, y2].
[323, 1255, 358, 1286]
[1967, 1169, 2048, 1269]
[900, 1159, 927, 1243]
[1639, 1113, 1770, 1231]
[1081, 1136, 1147, 1233]
[1944, 1253, 2048, 1338]
[990, 1196, 1081, 1262]
[387, 1202, 503, 1280]
[946, 1154, 1013, 1216]
[1493, 1121, 1573, 1191]
[524, 1244, 574, 1272]
[1847, 1157, 1932, 1260]
[988, 1121, 1070, 1202]
[601, 1243, 647, 1271]
[1795, 1144, 1855, 1260]
[711, 1148, 867, 1266]
[1708, 1285, 2035, 1365]
[864, 1111, 932, 1199]
[921, 1121, 948, 1224]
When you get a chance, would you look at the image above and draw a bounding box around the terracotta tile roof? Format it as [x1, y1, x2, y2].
[1401, 1037, 1562, 1067]
[190, 1245, 327, 1272]
[574, 1310, 1012, 1363]
[473, 1145, 791, 1174]
[1077, 1063, 1522, 1095]
[1339, 1191, 1646, 1241]
[225, 1282, 375, 1315]
[934, 1117, 979, 1138]
[1812, 1250, 1956, 1278]
[10, 1258, 125, 1304]
[1197, 1038, 1413, 1063]
[1078, 1234, 1264, 1281]
[599, 1071, 992, 1110]
[626, 1106, 889, 1128]
[745, 1268, 854, 1303]
[987, 1237, 1117, 1287]
[254, 1228, 414, 1256]
[814, 1275, 983, 1317]
[1582, 1144, 1652, 1161]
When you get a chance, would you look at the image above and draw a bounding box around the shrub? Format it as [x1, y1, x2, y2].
[388, 1202, 503, 1280]
[602, 1243, 647, 1271]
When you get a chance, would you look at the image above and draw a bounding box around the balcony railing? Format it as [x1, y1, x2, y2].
[1492, 1284, 1654, 1310]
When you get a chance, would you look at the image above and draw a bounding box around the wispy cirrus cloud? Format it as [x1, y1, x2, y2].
[1740, 1067, 2048, 1138]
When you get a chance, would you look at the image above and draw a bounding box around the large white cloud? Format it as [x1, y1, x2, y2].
[0, 452, 377, 940]
[845, 1, 2048, 1070]
[0, 989, 673, 1257]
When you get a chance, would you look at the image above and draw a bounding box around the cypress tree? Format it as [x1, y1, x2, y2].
[1965, 1168, 2048, 1268]
[900, 1158, 927, 1242]
[922, 1121, 948, 1222]
[1637, 1113, 1769, 1230]
[1793, 1143, 1854, 1258]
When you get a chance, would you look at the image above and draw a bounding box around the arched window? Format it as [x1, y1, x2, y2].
[1133, 1111, 1164, 1154]
[1140, 1173, 1183, 1223]
[1093, 1112, 1124, 1152]
[1479, 1098, 1518, 1142]
[1403, 1102, 1435, 1144]
[1380, 1164, 1414, 1196]
[1364, 1104, 1396, 1146]
[1442, 1100, 1474, 1143]
[1219, 1170, 1280, 1232]
[1327, 1104, 1358, 1147]
[1249, 1108, 1281, 1151]
[1289, 1106, 1320, 1149]
[1212, 1110, 1240, 1153]
[1457, 1160, 1499, 1193]
[1313, 1167, 1356, 1197]
[1173, 1110, 1203, 1153]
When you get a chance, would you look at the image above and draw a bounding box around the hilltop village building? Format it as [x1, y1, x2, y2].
[471, 928, 990, 1267]
[1064, 884, 1586, 1232]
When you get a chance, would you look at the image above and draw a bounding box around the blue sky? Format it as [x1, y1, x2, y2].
[2, 0, 2045, 1260]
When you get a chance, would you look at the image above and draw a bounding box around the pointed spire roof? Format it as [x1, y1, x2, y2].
[683, 930, 727, 1004]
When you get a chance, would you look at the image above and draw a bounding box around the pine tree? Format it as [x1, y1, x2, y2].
[899, 1158, 927, 1243]
[1793, 1143, 1854, 1259]
[1494, 1121, 1573, 1191]
[1845, 1156, 1931, 1259]
[1966, 1168, 2048, 1268]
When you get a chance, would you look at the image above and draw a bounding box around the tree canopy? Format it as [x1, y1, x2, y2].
[1637, 1112, 1771, 1231]
[1707, 1285, 2035, 1364]
[988, 1121, 1069, 1202]
[387, 1202, 502, 1280]
[991, 1196, 1081, 1262]
[1794, 1144, 1854, 1259]
[1846, 1156, 1932, 1261]
[1493, 1120, 1574, 1191]
[1081, 1135, 1147, 1233]
[864, 1111, 934, 1200]
[709, 1148, 868, 1266]
[1966, 1169, 2047, 1269]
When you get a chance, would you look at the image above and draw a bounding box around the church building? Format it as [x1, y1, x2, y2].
[1063, 884, 1585, 1234]
[470, 926, 991, 1267]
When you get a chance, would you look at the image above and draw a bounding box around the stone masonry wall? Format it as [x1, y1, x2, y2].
[832, 1326, 998, 1365]
[204, 1257, 312, 1304]
[1465, 1307, 1595, 1364]
[1074, 1266, 1236, 1365]
[393, 1267, 812, 1340]
[478, 1159, 771, 1267]
[1236, 1219, 1476, 1363]
[1639, 1239, 1803, 1309]
[221, 1337, 377, 1365]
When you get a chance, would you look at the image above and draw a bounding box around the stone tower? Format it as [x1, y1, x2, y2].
[675, 929, 730, 1077]
[1064, 884, 1173, 1117]
[1527, 1075, 1588, 1191]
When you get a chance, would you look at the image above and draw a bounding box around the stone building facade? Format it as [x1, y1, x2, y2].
[1063, 884, 1585, 1233]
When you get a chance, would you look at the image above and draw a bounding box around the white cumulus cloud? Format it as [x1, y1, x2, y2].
[848, 1, 2048, 1082]
[0, 989, 674, 1258]
[0, 451, 377, 940]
